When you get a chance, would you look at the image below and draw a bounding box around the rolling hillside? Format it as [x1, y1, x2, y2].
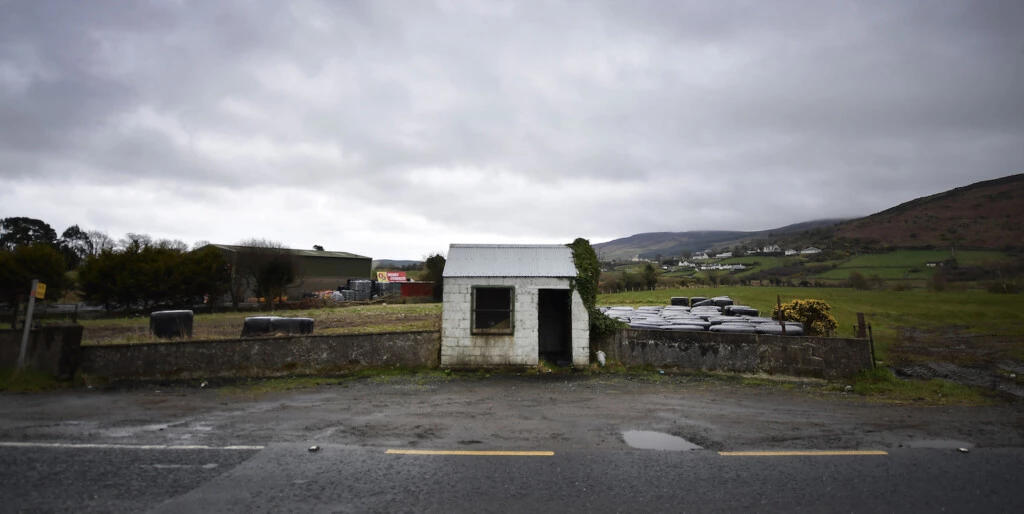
[594, 220, 844, 261]
[595, 174, 1024, 260]
[828, 174, 1024, 250]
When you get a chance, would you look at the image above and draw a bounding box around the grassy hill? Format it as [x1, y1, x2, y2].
[595, 174, 1024, 261]
[825, 174, 1024, 250]
[593, 220, 843, 261]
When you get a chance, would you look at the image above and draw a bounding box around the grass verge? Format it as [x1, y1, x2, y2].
[0, 368, 70, 393]
[844, 368, 994, 405]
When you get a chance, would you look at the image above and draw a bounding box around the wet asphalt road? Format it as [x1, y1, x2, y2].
[2, 443, 1022, 513]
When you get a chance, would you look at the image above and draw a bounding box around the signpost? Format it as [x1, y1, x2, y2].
[376, 271, 408, 283]
[18, 280, 43, 369]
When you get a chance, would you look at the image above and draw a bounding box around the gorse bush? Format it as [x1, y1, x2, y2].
[772, 298, 838, 336]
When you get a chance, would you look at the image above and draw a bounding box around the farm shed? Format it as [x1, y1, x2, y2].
[441, 244, 589, 368]
[206, 244, 372, 301]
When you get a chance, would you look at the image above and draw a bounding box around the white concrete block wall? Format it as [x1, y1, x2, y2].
[570, 290, 590, 367]
[441, 276, 590, 367]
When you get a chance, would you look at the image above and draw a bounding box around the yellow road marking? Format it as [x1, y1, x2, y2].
[386, 449, 554, 456]
[719, 450, 888, 457]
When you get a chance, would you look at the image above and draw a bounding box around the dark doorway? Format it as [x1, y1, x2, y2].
[538, 289, 571, 363]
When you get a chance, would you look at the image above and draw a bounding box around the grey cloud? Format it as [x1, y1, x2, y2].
[1, 0, 1022, 257]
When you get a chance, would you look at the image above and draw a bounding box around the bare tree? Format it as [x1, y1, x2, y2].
[86, 230, 115, 256]
[703, 268, 724, 287]
[234, 238, 301, 311]
[118, 233, 152, 250]
[155, 239, 189, 251]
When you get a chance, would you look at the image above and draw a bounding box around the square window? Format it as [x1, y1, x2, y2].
[472, 287, 514, 334]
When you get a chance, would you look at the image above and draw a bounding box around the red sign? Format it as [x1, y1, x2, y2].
[376, 271, 408, 283]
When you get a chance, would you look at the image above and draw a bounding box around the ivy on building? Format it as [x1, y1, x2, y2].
[568, 238, 626, 338]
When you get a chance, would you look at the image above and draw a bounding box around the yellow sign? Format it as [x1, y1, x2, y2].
[34, 282, 46, 299]
[376, 271, 389, 282]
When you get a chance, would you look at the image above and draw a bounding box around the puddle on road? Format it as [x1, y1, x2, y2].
[622, 430, 702, 451]
[904, 439, 974, 449]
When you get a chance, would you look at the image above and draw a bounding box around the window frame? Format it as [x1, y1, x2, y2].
[471, 286, 515, 335]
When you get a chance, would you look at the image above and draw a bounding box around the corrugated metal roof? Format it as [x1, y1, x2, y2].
[443, 244, 578, 278]
[209, 244, 370, 260]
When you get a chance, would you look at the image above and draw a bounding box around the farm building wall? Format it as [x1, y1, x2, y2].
[210, 245, 372, 301]
[441, 276, 589, 368]
[593, 329, 872, 379]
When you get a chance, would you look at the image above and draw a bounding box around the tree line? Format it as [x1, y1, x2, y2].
[0, 216, 232, 312]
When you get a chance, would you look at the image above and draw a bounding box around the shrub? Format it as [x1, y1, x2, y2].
[772, 299, 838, 336]
[847, 271, 869, 290]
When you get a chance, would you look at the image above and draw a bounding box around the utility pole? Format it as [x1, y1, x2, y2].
[17, 279, 39, 369]
[777, 294, 786, 336]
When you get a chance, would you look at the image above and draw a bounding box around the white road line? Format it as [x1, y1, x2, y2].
[143, 463, 220, 469]
[0, 442, 264, 451]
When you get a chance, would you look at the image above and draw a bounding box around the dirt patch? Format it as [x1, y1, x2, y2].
[891, 326, 1024, 398]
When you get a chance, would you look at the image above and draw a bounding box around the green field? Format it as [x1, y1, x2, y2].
[806, 249, 1011, 282]
[597, 286, 1024, 362]
[813, 267, 932, 280]
[837, 250, 1008, 268]
[79, 303, 443, 345]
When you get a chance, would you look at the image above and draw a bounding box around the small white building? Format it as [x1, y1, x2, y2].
[801, 247, 822, 255]
[441, 244, 590, 368]
[763, 244, 782, 254]
[714, 252, 734, 259]
[785, 249, 799, 256]
[692, 252, 709, 260]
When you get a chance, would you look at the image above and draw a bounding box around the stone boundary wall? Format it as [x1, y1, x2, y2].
[594, 329, 872, 379]
[80, 331, 440, 380]
[0, 324, 84, 379]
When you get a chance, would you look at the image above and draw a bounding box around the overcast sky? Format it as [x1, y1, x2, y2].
[2, 0, 1022, 259]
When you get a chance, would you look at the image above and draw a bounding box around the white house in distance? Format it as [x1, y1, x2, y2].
[692, 252, 709, 260]
[441, 244, 590, 368]
[762, 244, 782, 254]
[801, 247, 823, 255]
[785, 249, 799, 256]
[714, 251, 733, 259]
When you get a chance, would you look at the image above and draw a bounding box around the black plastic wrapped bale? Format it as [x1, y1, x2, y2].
[150, 310, 194, 339]
[670, 297, 688, 306]
[241, 316, 282, 337]
[726, 305, 759, 317]
[688, 296, 708, 307]
[709, 324, 757, 334]
[691, 299, 715, 307]
[664, 324, 709, 332]
[271, 317, 315, 335]
[711, 296, 734, 307]
[755, 323, 805, 336]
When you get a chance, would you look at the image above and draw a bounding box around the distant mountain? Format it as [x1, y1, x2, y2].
[594, 220, 844, 261]
[824, 174, 1024, 250]
[372, 259, 423, 269]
